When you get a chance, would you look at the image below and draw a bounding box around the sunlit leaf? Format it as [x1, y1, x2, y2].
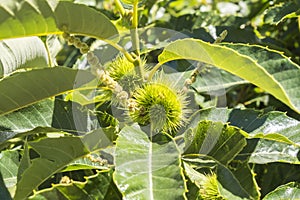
[14, 129, 112, 200]
[0, 150, 19, 197]
[223, 43, 300, 115]
[51, 99, 100, 134]
[192, 65, 248, 94]
[158, 39, 300, 113]
[0, 98, 105, 150]
[61, 154, 109, 172]
[54, 1, 118, 40]
[0, 37, 48, 77]
[45, 35, 62, 67]
[0, 67, 94, 115]
[183, 156, 259, 199]
[114, 125, 186, 199]
[0, 99, 53, 133]
[29, 170, 116, 200]
[239, 138, 300, 164]
[0, 1, 118, 40]
[263, 182, 300, 200]
[191, 108, 300, 164]
[184, 121, 247, 165]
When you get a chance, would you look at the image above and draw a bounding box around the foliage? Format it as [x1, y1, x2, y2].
[0, 0, 299, 199]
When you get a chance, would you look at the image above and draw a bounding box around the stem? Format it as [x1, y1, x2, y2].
[131, 1, 144, 79]
[131, 2, 140, 55]
[105, 1, 136, 63]
[103, 39, 135, 63]
[148, 62, 163, 81]
[132, 2, 139, 31]
[131, 29, 140, 56]
[46, 43, 54, 67]
[298, 16, 300, 32]
[114, 0, 125, 17]
[133, 58, 144, 79]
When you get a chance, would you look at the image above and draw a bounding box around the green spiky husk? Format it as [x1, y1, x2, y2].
[129, 82, 188, 133]
[107, 55, 143, 94]
[107, 55, 135, 81]
[200, 173, 224, 200]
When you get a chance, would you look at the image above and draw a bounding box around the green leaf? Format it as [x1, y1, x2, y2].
[0, 97, 96, 135]
[29, 170, 115, 200]
[241, 139, 300, 164]
[45, 35, 63, 67]
[14, 129, 112, 200]
[158, 39, 300, 113]
[0, 1, 118, 40]
[161, 66, 195, 89]
[0, 37, 49, 77]
[227, 110, 300, 140]
[263, 182, 300, 200]
[255, 163, 300, 197]
[61, 154, 109, 172]
[183, 156, 259, 199]
[184, 121, 247, 165]
[114, 125, 186, 199]
[51, 99, 100, 134]
[216, 162, 257, 200]
[223, 43, 300, 115]
[0, 98, 106, 149]
[0, 171, 12, 200]
[183, 161, 206, 189]
[230, 161, 260, 200]
[0, 99, 53, 133]
[187, 107, 231, 126]
[0, 67, 94, 115]
[264, 2, 300, 25]
[54, 1, 118, 39]
[17, 141, 30, 182]
[200, 108, 300, 145]
[0, 127, 67, 152]
[0, 150, 19, 197]
[0, 0, 58, 40]
[191, 108, 300, 164]
[192, 65, 248, 94]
